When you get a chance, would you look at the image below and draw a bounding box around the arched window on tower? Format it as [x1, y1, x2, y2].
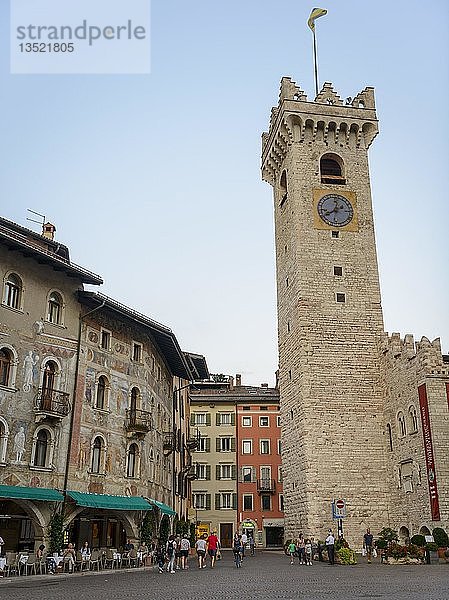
[397, 412, 406, 437]
[408, 405, 418, 433]
[320, 153, 345, 184]
[279, 170, 288, 207]
[387, 423, 393, 451]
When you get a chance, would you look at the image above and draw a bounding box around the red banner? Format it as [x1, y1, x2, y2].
[418, 384, 440, 521]
[446, 382, 449, 412]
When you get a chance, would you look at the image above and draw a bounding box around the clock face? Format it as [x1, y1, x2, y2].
[317, 194, 354, 227]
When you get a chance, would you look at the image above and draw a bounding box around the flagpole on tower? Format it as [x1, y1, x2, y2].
[312, 27, 319, 97]
[307, 8, 327, 98]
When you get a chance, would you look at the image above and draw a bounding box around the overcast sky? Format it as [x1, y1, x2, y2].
[1, 1, 448, 386]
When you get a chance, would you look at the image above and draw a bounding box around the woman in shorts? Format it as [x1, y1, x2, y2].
[180, 534, 190, 569]
[195, 534, 207, 569]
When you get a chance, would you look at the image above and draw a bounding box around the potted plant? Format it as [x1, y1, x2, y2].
[375, 538, 387, 563]
[426, 541, 438, 564]
[432, 527, 448, 559]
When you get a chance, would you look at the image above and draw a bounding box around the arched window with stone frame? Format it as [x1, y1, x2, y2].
[2, 272, 23, 310]
[320, 152, 346, 184]
[31, 426, 54, 469]
[91, 435, 106, 474]
[95, 375, 109, 410]
[126, 442, 140, 478]
[0, 345, 18, 390]
[0, 417, 9, 464]
[46, 290, 64, 325]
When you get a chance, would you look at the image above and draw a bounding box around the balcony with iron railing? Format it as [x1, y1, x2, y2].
[125, 409, 153, 434]
[163, 432, 175, 454]
[34, 388, 70, 419]
[257, 479, 276, 494]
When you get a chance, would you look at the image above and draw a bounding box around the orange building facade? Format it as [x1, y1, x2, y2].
[236, 382, 284, 547]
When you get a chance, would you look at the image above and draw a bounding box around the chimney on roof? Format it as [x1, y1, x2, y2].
[42, 222, 56, 241]
[261, 383, 268, 388]
[235, 374, 242, 387]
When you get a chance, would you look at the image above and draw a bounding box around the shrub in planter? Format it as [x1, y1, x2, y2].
[377, 527, 399, 544]
[407, 544, 425, 560]
[432, 527, 448, 548]
[410, 534, 426, 547]
[388, 543, 408, 560]
[426, 542, 438, 552]
[336, 547, 357, 565]
[375, 539, 387, 550]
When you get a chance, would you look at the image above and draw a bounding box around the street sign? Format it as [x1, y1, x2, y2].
[332, 498, 346, 519]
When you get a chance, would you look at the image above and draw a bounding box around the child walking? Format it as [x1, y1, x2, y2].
[287, 540, 296, 565]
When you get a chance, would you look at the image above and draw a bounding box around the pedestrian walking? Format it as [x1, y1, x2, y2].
[195, 534, 207, 569]
[297, 534, 305, 564]
[155, 542, 165, 573]
[207, 530, 219, 568]
[325, 530, 335, 565]
[304, 539, 313, 565]
[287, 540, 296, 565]
[241, 532, 248, 557]
[363, 528, 374, 563]
[165, 535, 177, 573]
[179, 534, 190, 570]
[249, 534, 255, 556]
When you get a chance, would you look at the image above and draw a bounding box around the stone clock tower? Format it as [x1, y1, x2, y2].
[262, 78, 390, 544]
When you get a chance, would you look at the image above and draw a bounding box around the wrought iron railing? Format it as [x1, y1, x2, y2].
[34, 388, 70, 417]
[125, 409, 153, 432]
[257, 478, 276, 494]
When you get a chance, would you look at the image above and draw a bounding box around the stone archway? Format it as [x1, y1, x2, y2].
[399, 526, 410, 544]
[0, 499, 49, 552]
[419, 526, 431, 536]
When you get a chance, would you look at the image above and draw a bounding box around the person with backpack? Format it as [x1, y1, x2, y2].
[232, 535, 243, 568]
[165, 535, 177, 573]
[155, 542, 166, 573]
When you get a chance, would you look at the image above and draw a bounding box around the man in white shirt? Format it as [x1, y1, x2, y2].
[325, 530, 335, 565]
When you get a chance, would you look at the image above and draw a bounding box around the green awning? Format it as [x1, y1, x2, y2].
[150, 499, 176, 516]
[0, 485, 64, 502]
[66, 491, 152, 511]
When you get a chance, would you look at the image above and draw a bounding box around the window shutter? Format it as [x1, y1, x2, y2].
[216, 413, 220, 426]
[206, 465, 211, 480]
[206, 413, 211, 426]
[205, 438, 210, 453]
[206, 494, 211, 510]
[190, 414, 195, 426]
[231, 437, 236, 452]
[231, 413, 235, 426]
[216, 437, 221, 452]
[215, 493, 221, 510]
[231, 465, 237, 480]
[252, 467, 256, 482]
[216, 465, 221, 480]
[232, 493, 237, 510]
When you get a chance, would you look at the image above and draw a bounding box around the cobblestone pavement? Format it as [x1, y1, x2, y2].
[0, 551, 448, 600]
